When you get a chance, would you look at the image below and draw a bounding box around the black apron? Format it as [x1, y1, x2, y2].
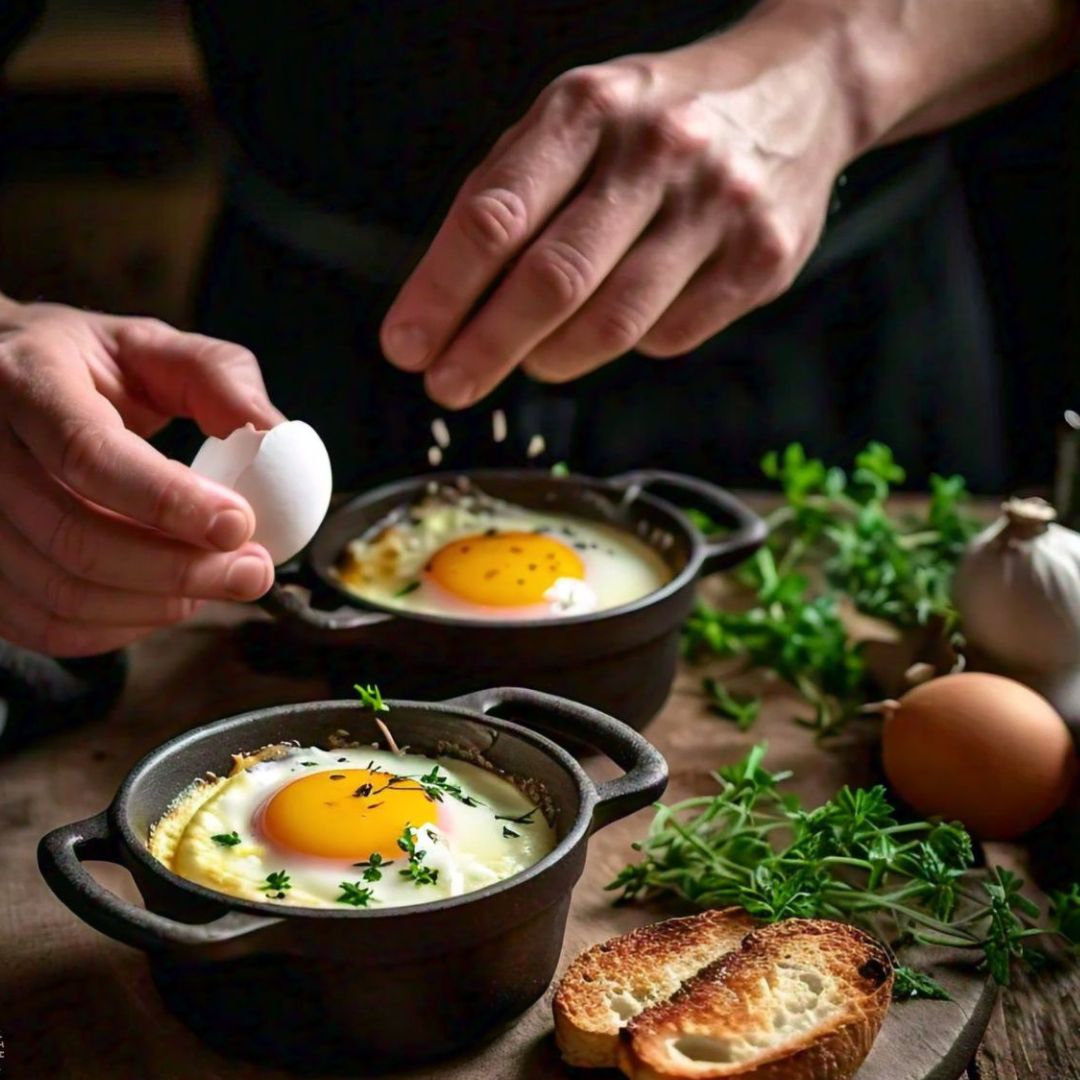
[185, 1, 1004, 493]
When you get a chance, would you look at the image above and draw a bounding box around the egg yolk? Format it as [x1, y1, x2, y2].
[427, 531, 585, 607]
[261, 769, 436, 860]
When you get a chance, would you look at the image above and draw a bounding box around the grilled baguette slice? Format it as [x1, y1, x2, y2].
[618, 919, 893, 1080]
[554, 909, 758, 1068]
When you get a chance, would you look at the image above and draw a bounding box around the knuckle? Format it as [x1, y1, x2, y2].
[43, 569, 85, 619]
[49, 504, 98, 580]
[639, 323, 699, 359]
[750, 219, 800, 282]
[554, 67, 626, 120]
[643, 107, 711, 161]
[58, 421, 111, 493]
[459, 188, 530, 256]
[150, 467, 200, 532]
[524, 239, 595, 307]
[591, 294, 653, 353]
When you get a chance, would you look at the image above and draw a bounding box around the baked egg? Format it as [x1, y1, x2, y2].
[333, 485, 671, 620]
[149, 743, 556, 909]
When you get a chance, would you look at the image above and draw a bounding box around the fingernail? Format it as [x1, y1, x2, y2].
[206, 508, 252, 551]
[427, 365, 476, 410]
[385, 324, 430, 371]
[224, 555, 272, 600]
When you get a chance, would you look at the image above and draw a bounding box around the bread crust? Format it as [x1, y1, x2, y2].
[553, 909, 758, 1069]
[617, 919, 894, 1080]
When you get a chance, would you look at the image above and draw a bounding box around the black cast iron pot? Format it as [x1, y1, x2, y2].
[38, 688, 667, 1073]
[257, 469, 766, 729]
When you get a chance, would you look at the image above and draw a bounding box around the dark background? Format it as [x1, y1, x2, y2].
[0, 0, 1076, 493]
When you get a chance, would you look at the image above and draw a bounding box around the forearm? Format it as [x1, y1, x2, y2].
[730, 0, 1078, 159]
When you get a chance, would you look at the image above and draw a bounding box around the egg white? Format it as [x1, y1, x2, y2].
[149, 745, 555, 910]
[333, 488, 671, 620]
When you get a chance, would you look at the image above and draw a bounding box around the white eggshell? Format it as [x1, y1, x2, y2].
[190, 421, 332, 565]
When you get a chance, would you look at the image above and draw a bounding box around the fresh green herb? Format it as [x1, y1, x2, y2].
[683, 443, 979, 735]
[300, 761, 318, 767]
[337, 882, 376, 908]
[211, 831, 242, 847]
[394, 581, 421, 598]
[703, 677, 760, 731]
[550, 461, 570, 477]
[354, 683, 389, 711]
[494, 807, 539, 826]
[502, 825, 520, 839]
[401, 861, 440, 886]
[892, 965, 953, 1001]
[397, 825, 419, 860]
[260, 870, 292, 899]
[609, 746, 1078, 995]
[353, 852, 391, 882]
[409, 765, 483, 807]
[396, 824, 440, 886]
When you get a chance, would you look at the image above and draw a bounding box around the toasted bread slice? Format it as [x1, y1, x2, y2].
[554, 909, 758, 1068]
[617, 919, 893, 1080]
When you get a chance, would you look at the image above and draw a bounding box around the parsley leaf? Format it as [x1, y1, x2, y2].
[211, 831, 241, 847]
[684, 442, 979, 736]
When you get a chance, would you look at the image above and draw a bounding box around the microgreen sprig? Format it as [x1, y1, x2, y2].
[354, 683, 389, 712]
[211, 831, 242, 847]
[609, 745, 1079, 999]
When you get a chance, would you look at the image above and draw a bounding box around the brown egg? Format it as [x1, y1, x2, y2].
[881, 672, 1077, 839]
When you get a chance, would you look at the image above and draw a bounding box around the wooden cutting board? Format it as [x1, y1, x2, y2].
[391, 667, 997, 1080]
[2, 618, 996, 1080]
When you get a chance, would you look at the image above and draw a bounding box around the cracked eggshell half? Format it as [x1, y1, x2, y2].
[191, 421, 332, 565]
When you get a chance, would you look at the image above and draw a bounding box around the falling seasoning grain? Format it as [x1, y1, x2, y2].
[492, 409, 507, 444]
[431, 417, 451, 449]
[526, 434, 546, 459]
[427, 446, 443, 467]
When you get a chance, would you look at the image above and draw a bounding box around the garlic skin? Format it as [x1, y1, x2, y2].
[953, 497, 1080, 718]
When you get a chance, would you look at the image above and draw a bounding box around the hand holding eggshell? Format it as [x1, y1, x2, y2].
[0, 301, 283, 656]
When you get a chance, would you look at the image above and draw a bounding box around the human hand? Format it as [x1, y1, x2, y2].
[381, 4, 865, 408]
[0, 299, 284, 656]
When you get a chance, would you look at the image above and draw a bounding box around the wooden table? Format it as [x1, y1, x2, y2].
[1, 604, 1077, 1079]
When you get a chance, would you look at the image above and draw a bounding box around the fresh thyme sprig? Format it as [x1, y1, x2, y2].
[337, 882, 376, 908]
[397, 825, 440, 887]
[408, 765, 483, 807]
[609, 746, 1079, 999]
[683, 442, 980, 735]
[260, 870, 291, 900]
[353, 852, 392, 882]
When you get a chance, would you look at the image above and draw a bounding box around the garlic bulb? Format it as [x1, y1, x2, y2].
[953, 497, 1080, 718]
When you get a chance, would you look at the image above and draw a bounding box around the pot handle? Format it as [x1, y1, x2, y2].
[257, 556, 397, 633]
[441, 687, 667, 831]
[608, 469, 767, 575]
[38, 811, 280, 953]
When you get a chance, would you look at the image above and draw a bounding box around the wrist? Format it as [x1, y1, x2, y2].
[713, 0, 904, 161]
